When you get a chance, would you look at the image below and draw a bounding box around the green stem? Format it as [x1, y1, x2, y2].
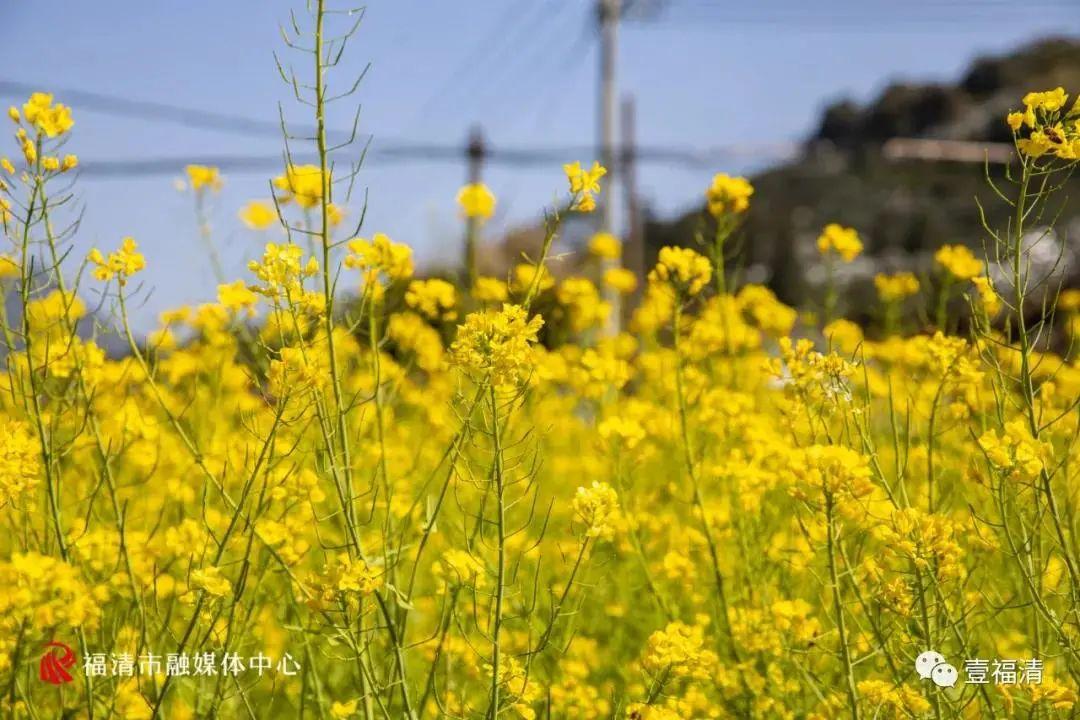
[671, 304, 738, 660]
[487, 383, 507, 719]
[826, 496, 860, 720]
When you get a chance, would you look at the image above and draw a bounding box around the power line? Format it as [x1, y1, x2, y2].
[63, 141, 802, 179]
[524, 18, 598, 134]
[459, 1, 584, 118]
[672, 0, 1076, 5]
[637, 0, 1078, 27]
[0, 80, 802, 176]
[0, 80, 340, 142]
[409, 0, 553, 127]
[665, 0, 1078, 10]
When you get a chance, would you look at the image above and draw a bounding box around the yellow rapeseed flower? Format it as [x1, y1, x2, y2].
[185, 164, 223, 192]
[0, 420, 40, 506]
[449, 303, 543, 386]
[935, 244, 983, 280]
[247, 242, 320, 300]
[405, 278, 457, 321]
[874, 272, 920, 302]
[87, 236, 146, 286]
[642, 621, 717, 681]
[239, 200, 277, 230]
[588, 232, 621, 260]
[705, 173, 753, 217]
[456, 182, 496, 221]
[603, 266, 638, 294]
[978, 420, 1049, 481]
[816, 223, 862, 262]
[1007, 87, 1080, 159]
[473, 276, 509, 303]
[1022, 87, 1069, 113]
[572, 481, 620, 540]
[344, 233, 414, 283]
[190, 566, 232, 597]
[218, 280, 259, 316]
[557, 277, 610, 332]
[511, 263, 555, 295]
[21, 92, 74, 137]
[330, 700, 359, 719]
[971, 275, 1001, 317]
[0, 254, 18, 280]
[564, 160, 606, 212]
[648, 246, 712, 297]
[273, 164, 326, 209]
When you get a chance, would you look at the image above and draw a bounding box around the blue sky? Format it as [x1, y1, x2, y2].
[1, 0, 1076, 328]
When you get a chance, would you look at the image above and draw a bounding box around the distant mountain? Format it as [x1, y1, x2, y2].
[643, 37, 1080, 319]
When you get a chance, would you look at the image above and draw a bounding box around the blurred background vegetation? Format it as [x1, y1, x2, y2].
[640, 39, 1080, 326]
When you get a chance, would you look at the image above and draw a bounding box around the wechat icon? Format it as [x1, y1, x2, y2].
[916, 650, 958, 688]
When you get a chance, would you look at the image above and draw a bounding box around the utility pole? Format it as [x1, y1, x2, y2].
[598, 0, 621, 333]
[621, 95, 645, 302]
[598, 0, 620, 234]
[464, 124, 486, 289]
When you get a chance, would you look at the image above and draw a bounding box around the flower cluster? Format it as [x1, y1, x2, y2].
[641, 621, 718, 682]
[588, 232, 621, 260]
[855, 680, 932, 717]
[1007, 87, 1080, 160]
[935, 244, 983, 280]
[247, 242, 319, 301]
[189, 566, 232, 598]
[563, 161, 606, 212]
[87, 237, 147, 286]
[303, 555, 382, 608]
[344, 233, 414, 284]
[816, 223, 862, 262]
[648, 246, 712, 297]
[771, 336, 857, 407]
[0, 553, 102, 632]
[556, 277, 611, 332]
[239, 200, 277, 230]
[971, 275, 1001, 317]
[705, 172, 753, 217]
[218, 280, 259, 317]
[572, 482, 620, 540]
[474, 276, 509, 303]
[14, 92, 74, 138]
[786, 444, 875, 505]
[873, 508, 966, 582]
[512, 262, 555, 295]
[978, 420, 1050, 482]
[603, 266, 637, 294]
[268, 346, 326, 397]
[0, 419, 39, 506]
[432, 549, 486, 590]
[388, 312, 445, 372]
[728, 600, 822, 655]
[874, 272, 920, 302]
[449, 304, 543, 386]
[456, 182, 496, 221]
[185, 164, 223, 192]
[405, 278, 457, 321]
[273, 164, 327, 209]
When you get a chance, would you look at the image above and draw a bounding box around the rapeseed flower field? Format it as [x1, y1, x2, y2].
[2, 5, 1080, 719]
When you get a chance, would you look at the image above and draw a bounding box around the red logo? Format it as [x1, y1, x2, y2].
[39, 641, 77, 685]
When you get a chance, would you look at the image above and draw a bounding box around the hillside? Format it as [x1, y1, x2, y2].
[644, 37, 1080, 319]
